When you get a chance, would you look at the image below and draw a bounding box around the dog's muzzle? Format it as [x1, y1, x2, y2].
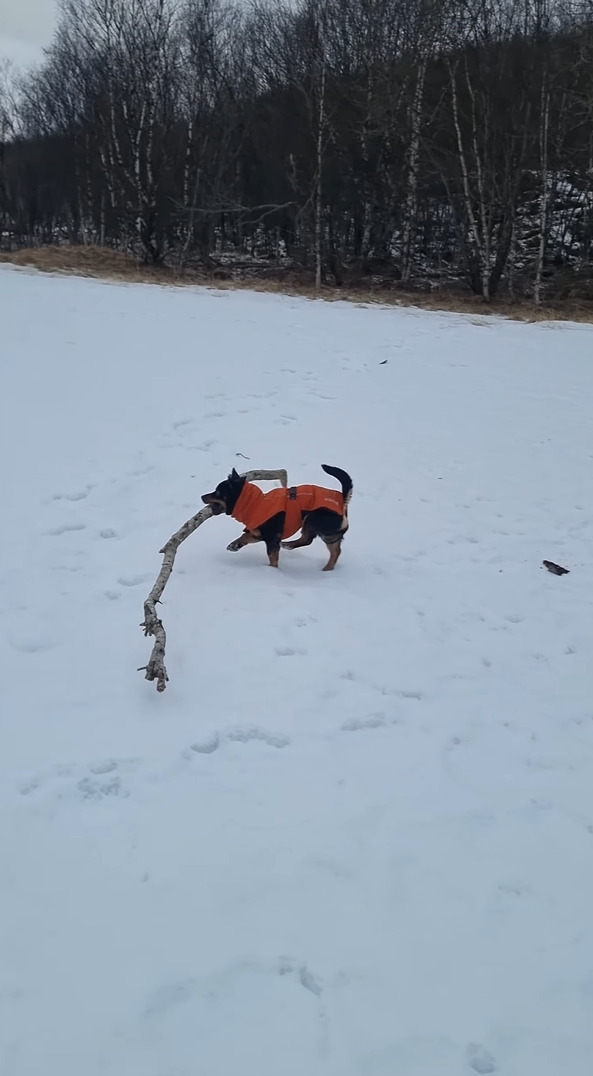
[201, 495, 224, 514]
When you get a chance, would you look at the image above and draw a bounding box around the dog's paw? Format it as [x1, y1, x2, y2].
[227, 539, 243, 552]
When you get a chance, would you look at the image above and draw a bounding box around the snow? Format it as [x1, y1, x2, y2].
[1, 264, 593, 1076]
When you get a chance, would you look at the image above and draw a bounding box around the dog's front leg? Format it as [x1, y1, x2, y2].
[227, 529, 261, 553]
[258, 513, 285, 568]
[265, 536, 281, 568]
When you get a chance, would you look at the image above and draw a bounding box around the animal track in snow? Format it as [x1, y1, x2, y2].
[18, 759, 132, 803]
[370, 684, 423, 701]
[341, 713, 393, 732]
[78, 774, 126, 800]
[190, 734, 221, 755]
[187, 439, 216, 452]
[75, 759, 135, 801]
[45, 523, 86, 536]
[188, 728, 290, 754]
[306, 390, 335, 400]
[497, 881, 530, 898]
[88, 759, 119, 775]
[227, 727, 290, 749]
[144, 979, 196, 1018]
[278, 957, 323, 997]
[466, 1043, 497, 1074]
[19, 777, 42, 796]
[116, 572, 148, 589]
[51, 487, 92, 502]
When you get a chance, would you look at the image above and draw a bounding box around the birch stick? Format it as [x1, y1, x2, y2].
[139, 469, 288, 691]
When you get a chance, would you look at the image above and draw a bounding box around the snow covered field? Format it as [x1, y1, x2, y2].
[1, 264, 593, 1076]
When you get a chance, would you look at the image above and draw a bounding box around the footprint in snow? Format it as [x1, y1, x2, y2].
[117, 574, 150, 587]
[88, 759, 119, 775]
[51, 487, 91, 502]
[188, 728, 290, 753]
[19, 759, 130, 802]
[342, 714, 391, 732]
[466, 1043, 497, 1074]
[189, 734, 221, 755]
[227, 728, 290, 749]
[19, 777, 41, 796]
[78, 774, 126, 800]
[45, 523, 86, 536]
[278, 957, 323, 997]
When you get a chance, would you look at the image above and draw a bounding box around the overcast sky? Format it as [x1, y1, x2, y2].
[0, 0, 58, 68]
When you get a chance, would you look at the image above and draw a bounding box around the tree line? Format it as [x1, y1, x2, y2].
[1, 0, 593, 301]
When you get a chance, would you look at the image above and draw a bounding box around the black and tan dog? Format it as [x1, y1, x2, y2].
[201, 464, 353, 570]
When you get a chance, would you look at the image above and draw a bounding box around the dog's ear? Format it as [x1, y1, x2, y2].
[228, 467, 242, 482]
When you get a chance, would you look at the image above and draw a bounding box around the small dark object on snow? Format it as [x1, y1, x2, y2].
[379, 359, 388, 365]
[542, 560, 570, 576]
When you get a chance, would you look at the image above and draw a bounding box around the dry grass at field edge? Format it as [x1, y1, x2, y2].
[2, 244, 592, 324]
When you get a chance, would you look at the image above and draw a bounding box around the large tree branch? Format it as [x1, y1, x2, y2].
[139, 468, 288, 692]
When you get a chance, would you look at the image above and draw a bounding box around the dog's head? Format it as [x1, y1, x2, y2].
[201, 468, 245, 515]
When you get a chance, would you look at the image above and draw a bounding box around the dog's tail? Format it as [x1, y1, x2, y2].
[321, 464, 353, 509]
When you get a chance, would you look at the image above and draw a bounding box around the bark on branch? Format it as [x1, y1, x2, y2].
[139, 468, 288, 691]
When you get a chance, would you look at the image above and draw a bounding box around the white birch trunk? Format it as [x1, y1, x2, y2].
[534, 80, 550, 305]
[448, 60, 487, 299]
[465, 58, 491, 300]
[401, 55, 427, 285]
[314, 41, 326, 291]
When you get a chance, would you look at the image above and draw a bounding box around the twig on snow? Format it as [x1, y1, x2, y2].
[140, 469, 288, 691]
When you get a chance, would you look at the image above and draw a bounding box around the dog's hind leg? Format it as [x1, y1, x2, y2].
[321, 536, 343, 571]
[282, 520, 315, 550]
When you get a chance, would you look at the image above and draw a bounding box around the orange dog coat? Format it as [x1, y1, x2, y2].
[232, 482, 344, 540]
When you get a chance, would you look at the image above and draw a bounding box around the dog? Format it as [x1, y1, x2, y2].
[201, 464, 353, 570]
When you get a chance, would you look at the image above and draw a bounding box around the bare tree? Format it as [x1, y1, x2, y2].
[3, 0, 593, 300]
